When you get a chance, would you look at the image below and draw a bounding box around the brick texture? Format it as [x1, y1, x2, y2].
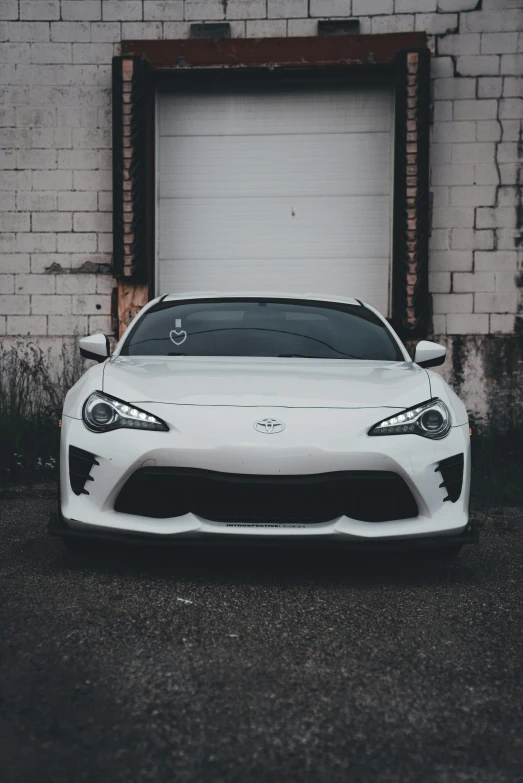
[0, 0, 521, 343]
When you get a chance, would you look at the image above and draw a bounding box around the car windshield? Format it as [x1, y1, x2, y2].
[120, 298, 403, 361]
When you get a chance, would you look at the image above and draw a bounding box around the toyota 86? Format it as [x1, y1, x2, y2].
[51, 293, 477, 558]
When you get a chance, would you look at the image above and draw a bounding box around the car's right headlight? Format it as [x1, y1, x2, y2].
[82, 392, 168, 433]
[368, 398, 451, 440]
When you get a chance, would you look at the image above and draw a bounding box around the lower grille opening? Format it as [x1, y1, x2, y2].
[114, 468, 419, 523]
[436, 453, 464, 503]
[69, 445, 99, 496]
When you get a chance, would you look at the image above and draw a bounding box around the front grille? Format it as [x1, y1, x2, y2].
[114, 468, 419, 523]
[436, 453, 464, 503]
[69, 446, 99, 496]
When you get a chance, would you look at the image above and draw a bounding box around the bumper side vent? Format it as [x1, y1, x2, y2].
[436, 453, 464, 503]
[69, 445, 99, 496]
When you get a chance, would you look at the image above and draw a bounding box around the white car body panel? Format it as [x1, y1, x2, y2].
[58, 292, 471, 548]
[101, 357, 431, 410]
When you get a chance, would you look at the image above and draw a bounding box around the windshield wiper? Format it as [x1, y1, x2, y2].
[278, 354, 337, 359]
[278, 353, 361, 359]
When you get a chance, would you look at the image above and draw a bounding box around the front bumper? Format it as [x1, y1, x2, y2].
[56, 404, 473, 547]
[49, 506, 478, 550]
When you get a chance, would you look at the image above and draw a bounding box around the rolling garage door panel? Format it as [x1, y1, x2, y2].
[159, 85, 392, 135]
[159, 134, 391, 199]
[157, 83, 394, 314]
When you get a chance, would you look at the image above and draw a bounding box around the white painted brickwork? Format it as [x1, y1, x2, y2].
[0, 0, 522, 342]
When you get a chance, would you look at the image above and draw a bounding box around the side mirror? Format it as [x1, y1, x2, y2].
[79, 333, 110, 363]
[414, 340, 446, 369]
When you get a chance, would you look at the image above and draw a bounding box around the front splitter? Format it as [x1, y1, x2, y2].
[49, 508, 479, 551]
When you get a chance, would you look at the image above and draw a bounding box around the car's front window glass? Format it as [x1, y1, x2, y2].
[120, 298, 403, 361]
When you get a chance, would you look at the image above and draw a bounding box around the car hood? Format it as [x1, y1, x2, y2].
[103, 357, 430, 410]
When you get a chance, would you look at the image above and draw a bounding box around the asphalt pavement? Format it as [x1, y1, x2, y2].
[1, 495, 522, 783]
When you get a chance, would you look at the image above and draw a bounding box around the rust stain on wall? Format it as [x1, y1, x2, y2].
[117, 281, 149, 339]
[404, 51, 420, 328]
[122, 33, 427, 70]
[121, 58, 134, 279]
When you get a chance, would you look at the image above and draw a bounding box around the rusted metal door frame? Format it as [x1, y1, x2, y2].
[112, 34, 430, 340]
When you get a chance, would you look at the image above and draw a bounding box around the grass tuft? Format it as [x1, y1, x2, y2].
[0, 342, 83, 486]
[470, 427, 523, 508]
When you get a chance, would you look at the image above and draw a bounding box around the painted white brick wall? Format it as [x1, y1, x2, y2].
[0, 0, 521, 342]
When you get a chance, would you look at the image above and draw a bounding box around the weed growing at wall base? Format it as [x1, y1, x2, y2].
[470, 427, 523, 508]
[0, 342, 84, 487]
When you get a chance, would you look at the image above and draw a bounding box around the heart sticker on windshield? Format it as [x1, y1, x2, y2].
[169, 329, 187, 346]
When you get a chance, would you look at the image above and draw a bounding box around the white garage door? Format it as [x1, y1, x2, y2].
[157, 80, 394, 314]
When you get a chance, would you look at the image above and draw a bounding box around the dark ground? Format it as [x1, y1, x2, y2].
[1, 496, 523, 783]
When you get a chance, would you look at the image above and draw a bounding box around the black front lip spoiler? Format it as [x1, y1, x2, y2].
[49, 507, 479, 551]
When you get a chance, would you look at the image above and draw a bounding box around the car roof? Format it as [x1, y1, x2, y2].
[162, 291, 363, 307]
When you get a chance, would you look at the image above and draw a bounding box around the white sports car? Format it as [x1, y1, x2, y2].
[51, 293, 477, 558]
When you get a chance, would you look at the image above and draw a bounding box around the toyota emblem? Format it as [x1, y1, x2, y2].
[254, 418, 285, 434]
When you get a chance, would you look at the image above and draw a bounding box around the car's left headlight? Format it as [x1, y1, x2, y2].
[368, 398, 451, 440]
[82, 392, 168, 433]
